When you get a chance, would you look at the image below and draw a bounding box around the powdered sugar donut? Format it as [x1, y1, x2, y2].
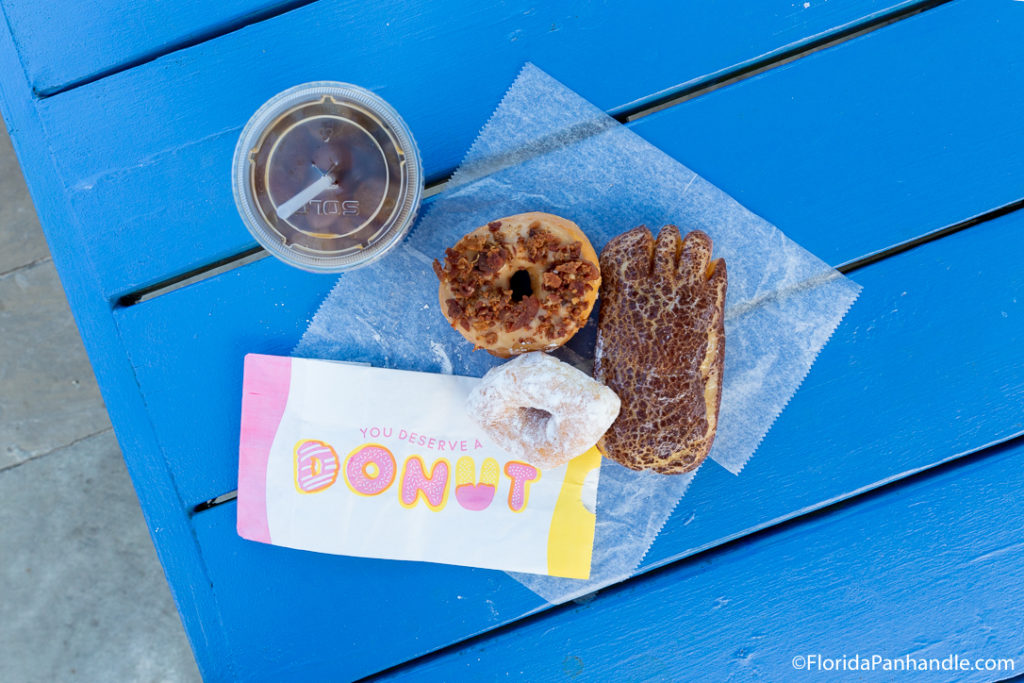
[466, 352, 620, 469]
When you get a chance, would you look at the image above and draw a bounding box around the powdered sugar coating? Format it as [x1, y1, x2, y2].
[466, 352, 620, 469]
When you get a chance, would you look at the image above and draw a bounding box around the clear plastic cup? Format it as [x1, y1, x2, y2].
[232, 82, 423, 272]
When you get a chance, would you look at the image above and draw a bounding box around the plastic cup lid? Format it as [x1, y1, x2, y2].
[232, 82, 423, 272]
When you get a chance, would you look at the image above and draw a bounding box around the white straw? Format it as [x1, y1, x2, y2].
[276, 173, 337, 220]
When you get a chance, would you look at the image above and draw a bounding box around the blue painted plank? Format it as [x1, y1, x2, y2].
[192, 503, 542, 682]
[121, 206, 1024, 679]
[636, 0, 1024, 269]
[382, 438, 1024, 681]
[0, 15, 230, 682]
[28, 0, 946, 299]
[0, 0, 300, 95]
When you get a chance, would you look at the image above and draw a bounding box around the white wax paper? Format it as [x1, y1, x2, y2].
[294, 64, 860, 604]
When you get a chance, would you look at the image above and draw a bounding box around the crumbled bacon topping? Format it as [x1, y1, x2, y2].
[507, 295, 540, 332]
[476, 246, 506, 275]
[546, 259, 599, 302]
[542, 272, 562, 289]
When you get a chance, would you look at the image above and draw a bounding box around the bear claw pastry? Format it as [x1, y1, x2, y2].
[595, 226, 727, 474]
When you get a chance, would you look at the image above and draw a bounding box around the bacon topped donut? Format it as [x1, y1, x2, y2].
[433, 212, 601, 357]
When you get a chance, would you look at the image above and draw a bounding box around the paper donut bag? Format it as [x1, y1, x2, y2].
[237, 353, 601, 579]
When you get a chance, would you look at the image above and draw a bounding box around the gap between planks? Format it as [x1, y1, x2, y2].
[115, 0, 952, 308]
[834, 197, 1024, 274]
[34, 0, 322, 98]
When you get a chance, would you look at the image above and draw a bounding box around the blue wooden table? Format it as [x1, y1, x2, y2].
[2, 0, 1023, 679]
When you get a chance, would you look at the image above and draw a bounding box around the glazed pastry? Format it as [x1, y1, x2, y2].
[595, 226, 727, 474]
[434, 212, 600, 357]
[466, 352, 620, 469]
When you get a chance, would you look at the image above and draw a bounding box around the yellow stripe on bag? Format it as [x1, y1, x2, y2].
[547, 446, 601, 579]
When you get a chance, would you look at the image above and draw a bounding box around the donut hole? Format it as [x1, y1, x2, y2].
[519, 407, 554, 438]
[509, 269, 534, 302]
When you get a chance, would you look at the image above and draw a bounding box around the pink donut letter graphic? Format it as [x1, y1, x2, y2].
[455, 457, 499, 511]
[344, 443, 397, 497]
[294, 440, 340, 493]
[504, 461, 540, 513]
[399, 455, 450, 511]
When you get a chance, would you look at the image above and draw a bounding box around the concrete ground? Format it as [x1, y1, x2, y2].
[0, 124, 200, 681]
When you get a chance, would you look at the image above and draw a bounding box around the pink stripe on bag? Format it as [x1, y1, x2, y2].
[237, 353, 292, 543]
